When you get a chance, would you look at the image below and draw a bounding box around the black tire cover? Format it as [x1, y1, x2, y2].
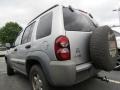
[90, 26, 118, 71]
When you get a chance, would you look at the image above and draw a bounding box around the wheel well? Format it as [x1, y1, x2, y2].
[26, 60, 41, 75]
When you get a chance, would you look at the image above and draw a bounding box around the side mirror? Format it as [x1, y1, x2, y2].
[5, 43, 11, 49]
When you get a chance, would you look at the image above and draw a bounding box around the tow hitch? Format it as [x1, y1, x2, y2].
[96, 75, 120, 84]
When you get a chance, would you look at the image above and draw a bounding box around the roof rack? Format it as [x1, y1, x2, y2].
[28, 4, 59, 24]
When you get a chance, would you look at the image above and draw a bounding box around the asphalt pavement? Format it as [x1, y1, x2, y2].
[0, 57, 120, 90]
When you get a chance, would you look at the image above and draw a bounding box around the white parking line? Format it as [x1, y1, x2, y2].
[108, 79, 120, 84]
[97, 76, 120, 84]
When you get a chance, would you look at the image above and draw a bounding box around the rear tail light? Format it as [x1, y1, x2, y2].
[54, 36, 71, 61]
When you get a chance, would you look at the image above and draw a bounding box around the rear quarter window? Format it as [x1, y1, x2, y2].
[36, 12, 53, 39]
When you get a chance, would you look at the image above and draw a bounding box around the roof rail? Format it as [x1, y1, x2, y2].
[28, 4, 59, 24]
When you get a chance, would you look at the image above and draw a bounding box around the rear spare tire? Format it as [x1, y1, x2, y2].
[90, 26, 118, 71]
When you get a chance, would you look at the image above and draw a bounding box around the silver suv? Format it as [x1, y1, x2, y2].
[5, 5, 118, 90]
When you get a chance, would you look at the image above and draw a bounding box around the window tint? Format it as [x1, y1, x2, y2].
[36, 12, 52, 39]
[63, 8, 96, 32]
[21, 22, 35, 44]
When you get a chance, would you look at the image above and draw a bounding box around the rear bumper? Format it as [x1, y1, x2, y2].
[49, 60, 99, 86]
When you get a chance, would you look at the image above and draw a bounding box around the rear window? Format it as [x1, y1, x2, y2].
[63, 7, 96, 32]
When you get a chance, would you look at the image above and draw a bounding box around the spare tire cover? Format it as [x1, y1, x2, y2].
[90, 26, 118, 71]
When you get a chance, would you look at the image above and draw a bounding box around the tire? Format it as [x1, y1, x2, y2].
[90, 26, 118, 71]
[29, 65, 52, 90]
[6, 63, 14, 76]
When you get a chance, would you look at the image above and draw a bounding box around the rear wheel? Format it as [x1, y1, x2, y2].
[90, 26, 118, 71]
[29, 65, 52, 90]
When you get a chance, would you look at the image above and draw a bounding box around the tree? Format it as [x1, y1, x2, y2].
[0, 22, 22, 45]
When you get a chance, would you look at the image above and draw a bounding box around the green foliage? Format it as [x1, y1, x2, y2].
[0, 22, 22, 45]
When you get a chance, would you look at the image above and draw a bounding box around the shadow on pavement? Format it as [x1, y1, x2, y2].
[1, 71, 120, 90]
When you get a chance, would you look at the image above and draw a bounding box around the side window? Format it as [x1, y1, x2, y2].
[36, 12, 52, 39]
[28, 23, 35, 42]
[21, 22, 35, 44]
[15, 31, 23, 46]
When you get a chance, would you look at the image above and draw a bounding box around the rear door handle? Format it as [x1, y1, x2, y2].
[25, 45, 31, 49]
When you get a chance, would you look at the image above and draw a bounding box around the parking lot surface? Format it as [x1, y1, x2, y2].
[0, 57, 120, 90]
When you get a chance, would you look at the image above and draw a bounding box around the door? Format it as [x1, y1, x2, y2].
[11, 22, 35, 73]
